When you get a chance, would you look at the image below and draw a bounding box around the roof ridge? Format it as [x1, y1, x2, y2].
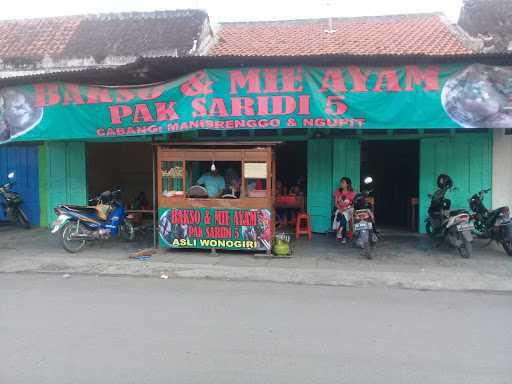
[0, 8, 206, 23]
[0, 14, 84, 23]
[85, 9, 207, 21]
[211, 12, 474, 57]
[218, 12, 444, 26]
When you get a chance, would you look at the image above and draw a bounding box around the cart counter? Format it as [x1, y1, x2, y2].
[156, 143, 277, 252]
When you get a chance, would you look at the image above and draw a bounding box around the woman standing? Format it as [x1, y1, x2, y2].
[334, 177, 356, 243]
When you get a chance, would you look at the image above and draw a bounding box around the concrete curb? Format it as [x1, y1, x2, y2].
[1, 255, 512, 292]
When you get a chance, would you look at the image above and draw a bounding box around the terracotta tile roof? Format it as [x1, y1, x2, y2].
[0, 9, 209, 63]
[210, 13, 474, 57]
[0, 17, 81, 60]
[61, 11, 209, 59]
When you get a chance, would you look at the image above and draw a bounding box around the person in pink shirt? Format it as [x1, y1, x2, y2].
[334, 177, 356, 243]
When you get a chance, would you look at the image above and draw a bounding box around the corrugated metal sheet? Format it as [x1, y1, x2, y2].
[0, 145, 40, 225]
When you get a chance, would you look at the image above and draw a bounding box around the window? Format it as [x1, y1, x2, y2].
[161, 161, 184, 197]
[186, 161, 242, 199]
[244, 162, 267, 198]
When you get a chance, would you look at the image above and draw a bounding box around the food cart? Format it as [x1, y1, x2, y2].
[156, 142, 278, 254]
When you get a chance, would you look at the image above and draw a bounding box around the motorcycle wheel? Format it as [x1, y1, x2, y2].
[458, 237, 472, 259]
[16, 208, 30, 229]
[501, 240, 512, 256]
[60, 221, 87, 253]
[363, 242, 373, 259]
[120, 222, 135, 242]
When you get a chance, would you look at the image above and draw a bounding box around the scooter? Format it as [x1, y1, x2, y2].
[51, 189, 134, 253]
[425, 174, 474, 258]
[0, 172, 30, 229]
[352, 176, 378, 259]
[469, 188, 512, 256]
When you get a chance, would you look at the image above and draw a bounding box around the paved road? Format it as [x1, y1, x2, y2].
[1, 274, 511, 384]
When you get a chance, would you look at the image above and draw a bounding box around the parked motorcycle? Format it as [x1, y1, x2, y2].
[352, 176, 378, 259]
[0, 172, 30, 229]
[425, 174, 473, 258]
[469, 188, 512, 256]
[51, 189, 134, 253]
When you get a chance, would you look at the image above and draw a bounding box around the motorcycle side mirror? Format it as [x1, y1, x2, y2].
[364, 176, 373, 185]
[7, 172, 15, 180]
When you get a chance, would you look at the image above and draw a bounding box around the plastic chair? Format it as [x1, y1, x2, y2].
[295, 213, 312, 240]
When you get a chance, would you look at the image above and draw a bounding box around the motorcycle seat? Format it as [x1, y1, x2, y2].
[428, 210, 444, 219]
[449, 209, 467, 217]
[491, 207, 509, 215]
[64, 204, 111, 221]
[62, 205, 99, 214]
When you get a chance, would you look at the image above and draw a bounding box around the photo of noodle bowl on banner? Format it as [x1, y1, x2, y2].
[442, 64, 512, 128]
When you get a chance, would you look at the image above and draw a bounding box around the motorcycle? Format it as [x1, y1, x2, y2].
[0, 172, 30, 229]
[352, 176, 378, 259]
[425, 174, 474, 258]
[469, 188, 512, 256]
[51, 189, 134, 253]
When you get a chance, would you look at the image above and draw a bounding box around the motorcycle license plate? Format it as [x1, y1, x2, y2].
[456, 223, 474, 232]
[354, 222, 372, 231]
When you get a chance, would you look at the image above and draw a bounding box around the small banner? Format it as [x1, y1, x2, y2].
[159, 207, 272, 251]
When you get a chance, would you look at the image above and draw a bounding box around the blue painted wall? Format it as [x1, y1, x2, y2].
[0, 145, 40, 225]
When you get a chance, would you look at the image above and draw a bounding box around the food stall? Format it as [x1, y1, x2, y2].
[156, 142, 278, 253]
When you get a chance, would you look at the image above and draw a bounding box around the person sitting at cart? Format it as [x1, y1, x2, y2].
[224, 167, 240, 187]
[223, 177, 241, 198]
[276, 180, 287, 196]
[131, 191, 150, 210]
[275, 180, 293, 226]
[333, 177, 356, 243]
[223, 167, 241, 198]
[197, 169, 226, 198]
[247, 179, 264, 191]
[289, 183, 304, 197]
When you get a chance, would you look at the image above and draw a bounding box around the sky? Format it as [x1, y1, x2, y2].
[1, 0, 464, 23]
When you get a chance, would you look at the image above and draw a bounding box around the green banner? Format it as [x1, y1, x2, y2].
[159, 207, 272, 251]
[1, 63, 511, 143]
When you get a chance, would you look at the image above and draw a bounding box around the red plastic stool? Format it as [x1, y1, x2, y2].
[295, 213, 312, 240]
